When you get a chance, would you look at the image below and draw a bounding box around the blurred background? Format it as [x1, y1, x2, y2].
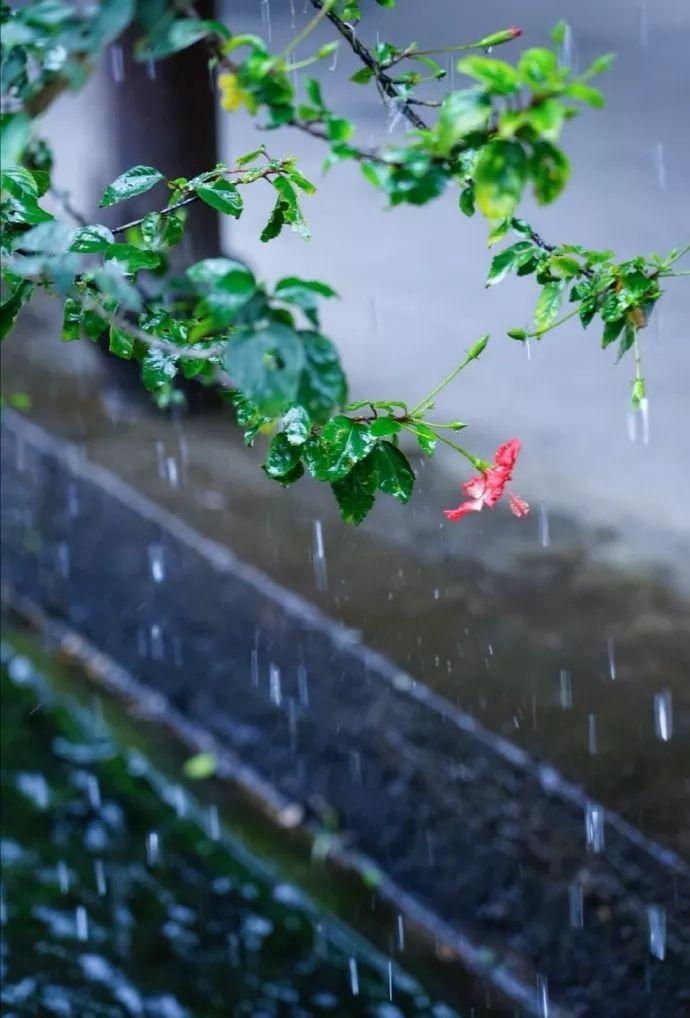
[2, 1, 689, 1014]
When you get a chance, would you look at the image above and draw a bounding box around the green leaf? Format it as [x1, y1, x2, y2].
[225, 323, 305, 417]
[411, 422, 437, 456]
[271, 176, 310, 239]
[140, 212, 184, 250]
[105, 243, 161, 272]
[108, 325, 134, 359]
[274, 276, 337, 325]
[61, 297, 82, 342]
[70, 225, 114, 253]
[432, 89, 491, 154]
[305, 416, 377, 482]
[195, 178, 243, 218]
[534, 281, 565, 331]
[264, 433, 304, 482]
[350, 67, 374, 85]
[1, 281, 34, 341]
[530, 140, 570, 204]
[282, 405, 311, 445]
[518, 48, 558, 88]
[369, 416, 401, 437]
[297, 331, 347, 423]
[459, 184, 475, 217]
[260, 197, 286, 242]
[135, 18, 219, 60]
[601, 317, 625, 348]
[142, 347, 177, 391]
[370, 442, 414, 503]
[183, 752, 217, 780]
[100, 165, 164, 207]
[487, 240, 535, 285]
[474, 140, 528, 220]
[331, 455, 378, 525]
[457, 56, 520, 94]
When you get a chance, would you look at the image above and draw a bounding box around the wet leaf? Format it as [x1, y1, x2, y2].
[474, 140, 527, 220]
[100, 165, 164, 207]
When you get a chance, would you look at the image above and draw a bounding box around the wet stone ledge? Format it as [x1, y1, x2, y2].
[2, 412, 689, 1018]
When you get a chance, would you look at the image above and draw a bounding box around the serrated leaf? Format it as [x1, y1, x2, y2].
[142, 347, 177, 391]
[108, 325, 134, 359]
[297, 331, 347, 423]
[369, 416, 401, 437]
[282, 405, 311, 445]
[457, 56, 520, 95]
[534, 281, 565, 331]
[100, 165, 164, 207]
[225, 323, 304, 417]
[105, 243, 162, 272]
[304, 416, 377, 482]
[264, 432, 303, 480]
[370, 442, 415, 502]
[411, 422, 437, 456]
[196, 178, 243, 218]
[487, 241, 535, 285]
[530, 140, 570, 204]
[70, 225, 114, 253]
[433, 89, 491, 154]
[474, 140, 527, 220]
[331, 456, 378, 524]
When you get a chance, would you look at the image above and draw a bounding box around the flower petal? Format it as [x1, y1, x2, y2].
[508, 492, 530, 517]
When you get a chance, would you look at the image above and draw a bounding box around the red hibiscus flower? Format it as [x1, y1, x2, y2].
[444, 438, 530, 521]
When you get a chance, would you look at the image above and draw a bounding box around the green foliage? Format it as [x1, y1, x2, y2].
[1, 1, 687, 523]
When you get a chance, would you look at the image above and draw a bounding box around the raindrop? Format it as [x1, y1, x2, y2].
[148, 544, 165, 583]
[639, 0, 649, 47]
[588, 714, 598, 755]
[626, 411, 638, 443]
[396, 914, 405, 951]
[606, 637, 616, 680]
[289, 0, 296, 29]
[269, 663, 282, 706]
[536, 972, 549, 1017]
[653, 142, 666, 189]
[329, 45, 339, 71]
[67, 482, 79, 517]
[647, 904, 666, 960]
[150, 624, 164, 661]
[57, 860, 70, 894]
[387, 960, 393, 1000]
[313, 520, 327, 590]
[85, 774, 101, 809]
[585, 802, 605, 853]
[250, 647, 259, 687]
[297, 663, 309, 706]
[569, 882, 584, 927]
[75, 905, 89, 941]
[525, 338, 532, 360]
[559, 667, 572, 709]
[208, 805, 220, 841]
[172, 786, 187, 818]
[654, 690, 673, 742]
[260, 0, 272, 43]
[349, 750, 362, 785]
[109, 45, 124, 84]
[56, 542, 70, 577]
[348, 957, 359, 996]
[639, 396, 650, 445]
[538, 503, 550, 548]
[146, 58, 157, 80]
[165, 457, 179, 487]
[94, 859, 107, 896]
[145, 832, 160, 866]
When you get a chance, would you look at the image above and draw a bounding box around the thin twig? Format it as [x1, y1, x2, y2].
[111, 164, 286, 234]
